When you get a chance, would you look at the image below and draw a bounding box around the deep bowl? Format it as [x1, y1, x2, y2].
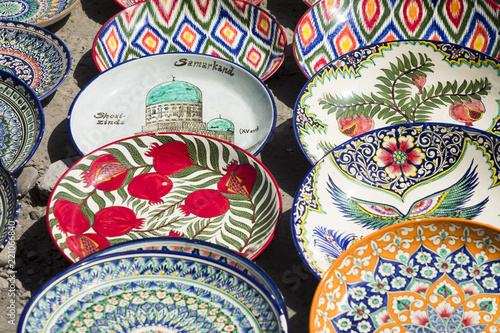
[0, 0, 80, 27]
[93, 0, 286, 80]
[293, 0, 500, 78]
[47, 132, 282, 263]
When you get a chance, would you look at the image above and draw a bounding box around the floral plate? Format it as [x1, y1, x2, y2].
[19, 250, 288, 332]
[92, 0, 286, 80]
[47, 132, 282, 263]
[293, 0, 500, 78]
[0, 163, 19, 252]
[83, 237, 288, 315]
[0, 20, 71, 100]
[310, 218, 500, 333]
[0, 69, 43, 173]
[113, 0, 263, 8]
[69, 53, 276, 156]
[293, 122, 500, 279]
[0, 0, 80, 27]
[295, 40, 500, 164]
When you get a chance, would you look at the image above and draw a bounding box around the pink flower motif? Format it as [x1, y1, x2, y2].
[374, 135, 424, 178]
[410, 310, 429, 326]
[435, 302, 454, 318]
[462, 311, 481, 326]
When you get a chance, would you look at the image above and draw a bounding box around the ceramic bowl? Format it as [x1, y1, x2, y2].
[293, 122, 500, 279]
[311, 218, 500, 332]
[19, 250, 288, 332]
[93, 0, 286, 80]
[83, 237, 288, 315]
[114, 0, 264, 8]
[47, 132, 282, 263]
[295, 40, 500, 164]
[293, 0, 500, 78]
[0, 70, 43, 173]
[69, 53, 276, 156]
[0, 20, 71, 100]
[0, 163, 19, 252]
[0, 0, 80, 27]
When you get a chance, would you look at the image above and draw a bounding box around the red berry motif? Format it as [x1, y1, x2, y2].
[217, 161, 257, 197]
[81, 154, 128, 191]
[53, 199, 90, 235]
[179, 189, 230, 218]
[66, 233, 110, 259]
[127, 172, 173, 205]
[145, 142, 195, 175]
[92, 206, 145, 237]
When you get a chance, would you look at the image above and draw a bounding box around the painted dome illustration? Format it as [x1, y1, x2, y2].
[137, 79, 234, 144]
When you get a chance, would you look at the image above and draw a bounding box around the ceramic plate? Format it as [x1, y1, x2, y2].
[293, 0, 500, 78]
[69, 53, 276, 156]
[293, 122, 500, 279]
[114, 0, 264, 8]
[0, 0, 80, 27]
[19, 251, 288, 332]
[0, 163, 19, 252]
[0, 70, 44, 173]
[295, 40, 500, 164]
[92, 0, 286, 80]
[0, 20, 71, 100]
[83, 237, 287, 314]
[311, 218, 500, 332]
[47, 132, 282, 263]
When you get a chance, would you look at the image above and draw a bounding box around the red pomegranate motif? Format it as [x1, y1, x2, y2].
[449, 99, 486, 126]
[337, 114, 374, 137]
[411, 74, 426, 94]
[179, 189, 230, 218]
[167, 230, 184, 237]
[127, 172, 173, 205]
[66, 233, 110, 259]
[53, 199, 90, 235]
[217, 161, 257, 197]
[81, 154, 128, 191]
[92, 206, 145, 237]
[145, 142, 195, 175]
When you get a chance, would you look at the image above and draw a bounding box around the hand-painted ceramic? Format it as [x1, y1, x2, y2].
[69, 53, 276, 156]
[0, 70, 43, 173]
[311, 218, 500, 333]
[19, 251, 288, 333]
[83, 237, 288, 315]
[0, 163, 19, 252]
[0, 20, 71, 100]
[47, 132, 282, 263]
[114, 0, 263, 8]
[0, 0, 80, 27]
[92, 0, 286, 80]
[293, 122, 500, 279]
[293, 0, 500, 78]
[295, 40, 500, 164]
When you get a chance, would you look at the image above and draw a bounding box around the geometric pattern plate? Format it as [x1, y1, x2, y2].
[47, 133, 282, 263]
[311, 218, 500, 333]
[0, 20, 71, 100]
[93, 0, 286, 80]
[293, 0, 500, 78]
[18, 251, 287, 332]
[294, 40, 500, 164]
[113, 0, 264, 8]
[0, 0, 80, 27]
[293, 123, 500, 279]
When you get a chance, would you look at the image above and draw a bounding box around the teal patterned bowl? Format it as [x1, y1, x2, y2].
[0, 0, 81, 27]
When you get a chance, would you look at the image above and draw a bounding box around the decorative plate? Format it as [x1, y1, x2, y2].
[83, 237, 288, 315]
[293, 0, 500, 78]
[0, 0, 80, 27]
[295, 40, 500, 164]
[114, 0, 263, 8]
[293, 122, 500, 279]
[47, 132, 282, 263]
[0, 163, 19, 252]
[310, 218, 500, 333]
[69, 53, 276, 156]
[92, 0, 286, 80]
[18, 251, 288, 333]
[0, 20, 71, 100]
[0, 69, 43, 173]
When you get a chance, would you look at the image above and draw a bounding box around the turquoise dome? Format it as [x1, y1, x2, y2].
[146, 81, 202, 106]
[207, 117, 234, 132]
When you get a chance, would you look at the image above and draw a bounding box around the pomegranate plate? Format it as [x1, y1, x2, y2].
[69, 53, 276, 156]
[311, 218, 500, 333]
[293, 123, 500, 279]
[295, 40, 500, 164]
[47, 132, 282, 263]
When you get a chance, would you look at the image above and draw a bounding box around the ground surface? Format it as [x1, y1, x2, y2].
[0, 0, 318, 332]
